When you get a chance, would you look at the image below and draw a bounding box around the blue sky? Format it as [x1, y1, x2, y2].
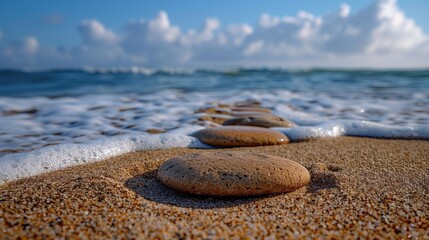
[1, 0, 429, 68]
[1, 0, 427, 47]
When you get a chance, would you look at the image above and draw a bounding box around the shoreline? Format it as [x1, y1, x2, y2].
[1, 137, 428, 238]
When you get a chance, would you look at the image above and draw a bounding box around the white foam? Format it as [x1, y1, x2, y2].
[1, 88, 428, 184]
[0, 126, 211, 184]
[277, 120, 429, 141]
[82, 66, 196, 75]
[1, 118, 427, 185]
[1, 89, 427, 154]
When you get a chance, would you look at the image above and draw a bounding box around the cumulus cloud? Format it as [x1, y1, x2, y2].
[71, 20, 124, 65]
[78, 20, 118, 46]
[121, 11, 188, 65]
[0, 36, 41, 67]
[1, 0, 429, 69]
[339, 4, 351, 18]
[365, 0, 426, 53]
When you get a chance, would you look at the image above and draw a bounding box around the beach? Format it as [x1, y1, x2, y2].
[2, 0, 429, 238]
[1, 137, 428, 239]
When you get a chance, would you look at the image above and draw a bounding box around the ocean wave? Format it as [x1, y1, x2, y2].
[0, 88, 427, 153]
[2, 66, 429, 77]
[1, 120, 428, 185]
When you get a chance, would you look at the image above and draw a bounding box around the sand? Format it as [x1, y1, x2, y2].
[1, 137, 428, 239]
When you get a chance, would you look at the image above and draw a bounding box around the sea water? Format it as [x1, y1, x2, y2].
[0, 68, 428, 183]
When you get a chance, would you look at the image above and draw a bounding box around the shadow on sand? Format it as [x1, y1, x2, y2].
[125, 169, 338, 209]
[307, 171, 339, 193]
[125, 170, 262, 209]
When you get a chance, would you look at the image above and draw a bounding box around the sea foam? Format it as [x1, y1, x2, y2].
[1, 120, 428, 185]
[277, 120, 429, 141]
[0, 126, 210, 184]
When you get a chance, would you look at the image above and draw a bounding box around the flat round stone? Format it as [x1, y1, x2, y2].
[231, 107, 272, 114]
[192, 126, 289, 147]
[145, 128, 166, 134]
[156, 152, 311, 196]
[198, 115, 230, 125]
[195, 107, 231, 115]
[234, 100, 261, 108]
[230, 111, 270, 117]
[223, 115, 296, 128]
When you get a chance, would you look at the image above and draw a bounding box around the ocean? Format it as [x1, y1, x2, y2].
[0, 67, 428, 183]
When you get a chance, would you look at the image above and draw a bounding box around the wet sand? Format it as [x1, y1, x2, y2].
[1, 137, 428, 239]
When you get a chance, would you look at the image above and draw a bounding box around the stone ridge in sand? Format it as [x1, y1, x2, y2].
[157, 152, 310, 196]
[223, 115, 295, 128]
[192, 126, 289, 147]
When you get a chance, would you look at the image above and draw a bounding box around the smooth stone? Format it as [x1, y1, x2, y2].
[145, 128, 166, 134]
[191, 126, 289, 147]
[156, 152, 311, 196]
[196, 107, 271, 115]
[3, 108, 38, 116]
[234, 100, 261, 108]
[230, 111, 271, 117]
[197, 115, 230, 125]
[195, 107, 231, 115]
[223, 115, 296, 128]
[230, 107, 272, 114]
[214, 100, 262, 109]
[193, 118, 223, 128]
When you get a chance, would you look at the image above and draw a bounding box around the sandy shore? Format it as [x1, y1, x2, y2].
[1, 137, 428, 239]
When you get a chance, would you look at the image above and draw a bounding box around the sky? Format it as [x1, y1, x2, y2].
[0, 0, 429, 69]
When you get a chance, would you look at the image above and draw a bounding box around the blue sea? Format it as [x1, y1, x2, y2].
[0, 67, 428, 183]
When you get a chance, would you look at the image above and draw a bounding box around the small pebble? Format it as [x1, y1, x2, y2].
[192, 126, 289, 147]
[198, 115, 230, 125]
[146, 129, 166, 134]
[230, 107, 272, 114]
[223, 115, 295, 128]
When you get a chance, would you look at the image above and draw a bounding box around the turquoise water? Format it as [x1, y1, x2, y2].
[1, 68, 429, 99]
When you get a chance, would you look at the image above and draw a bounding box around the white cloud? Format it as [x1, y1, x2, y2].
[244, 41, 264, 56]
[1, 0, 429, 69]
[226, 24, 253, 46]
[121, 11, 190, 65]
[22, 37, 39, 54]
[366, 0, 426, 53]
[0, 36, 41, 67]
[258, 13, 280, 28]
[78, 20, 118, 46]
[197, 18, 220, 43]
[71, 20, 125, 66]
[339, 4, 351, 18]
